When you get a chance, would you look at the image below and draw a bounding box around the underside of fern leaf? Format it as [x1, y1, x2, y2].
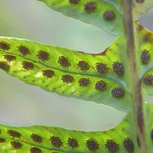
[0, 112, 138, 153]
[0, 36, 130, 112]
[0, 0, 153, 153]
[0, 103, 152, 153]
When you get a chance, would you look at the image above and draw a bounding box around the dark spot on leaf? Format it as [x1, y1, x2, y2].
[151, 130, 153, 141]
[69, 0, 80, 4]
[18, 45, 30, 55]
[30, 147, 42, 153]
[31, 134, 42, 143]
[103, 10, 115, 21]
[0, 138, 5, 143]
[42, 70, 55, 78]
[0, 62, 10, 71]
[62, 75, 74, 83]
[58, 56, 70, 68]
[105, 140, 119, 152]
[144, 75, 153, 85]
[136, 0, 144, 3]
[123, 138, 134, 152]
[22, 61, 34, 70]
[4, 55, 16, 62]
[111, 88, 124, 98]
[37, 50, 49, 61]
[78, 78, 90, 87]
[11, 141, 22, 149]
[68, 138, 79, 149]
[8, 130, 21, 138]
[84, 2, 97, 13]
[78, 61, 89, 71]
[50, 136, 62, 148]
[141, 50, 150, 64]
[113, 62, 124, 76]
[96, 63, 108, 74]
[86, 139, 99, 151]
[95, 80, 107, 91]
[0, 42, 10, 50]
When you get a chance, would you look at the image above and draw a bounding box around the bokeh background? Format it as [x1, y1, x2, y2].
[0, 0, 153, 131]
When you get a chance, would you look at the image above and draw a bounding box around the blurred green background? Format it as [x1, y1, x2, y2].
[0, 0, 153, 131]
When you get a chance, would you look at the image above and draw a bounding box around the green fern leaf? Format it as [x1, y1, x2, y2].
[0, 103, 153, 153]
[136, 24, 153, 101]
[38, 0, 124, 35]
[0, 104, 150, 153]
[1, 0, 153, 153]
[0, 37, 130, 112]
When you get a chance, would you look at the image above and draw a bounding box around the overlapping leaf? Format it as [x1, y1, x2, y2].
[0, 37, 130, 112]
[38, 0, 124, 36]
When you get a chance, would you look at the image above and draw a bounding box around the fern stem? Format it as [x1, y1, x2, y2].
[122, 0, 149, 152]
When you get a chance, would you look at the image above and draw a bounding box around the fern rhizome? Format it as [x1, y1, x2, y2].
[0, 0, 153, 153]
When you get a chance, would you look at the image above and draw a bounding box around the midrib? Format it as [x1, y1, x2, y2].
[122, 0, 148, 153]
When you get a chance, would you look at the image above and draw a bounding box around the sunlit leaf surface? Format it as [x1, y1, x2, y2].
[0, 112, 137, 153]
[0, 103, 153, 153]
[1, 0, 153, 153]
[0, 37, 131, 112]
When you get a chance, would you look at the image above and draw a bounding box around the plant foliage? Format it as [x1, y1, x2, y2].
[0, 0, 153, 153]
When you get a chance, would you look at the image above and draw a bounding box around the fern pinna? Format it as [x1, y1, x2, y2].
[0, 0, 153, 153]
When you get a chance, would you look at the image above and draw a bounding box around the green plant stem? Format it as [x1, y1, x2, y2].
[123, 0, 148, 152]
